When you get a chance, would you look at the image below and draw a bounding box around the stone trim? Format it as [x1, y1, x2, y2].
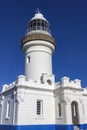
[55, 86, 84, 91]
[21, 33, 56, 48]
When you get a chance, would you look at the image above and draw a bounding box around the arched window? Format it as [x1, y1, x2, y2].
[6, 101, 10, 119]
[71, 101, 79, 125]
[47, 79, 52, 85]
[27, 56, 30, 63]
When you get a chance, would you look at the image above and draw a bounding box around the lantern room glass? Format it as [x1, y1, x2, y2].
[29, 19, 49, 32]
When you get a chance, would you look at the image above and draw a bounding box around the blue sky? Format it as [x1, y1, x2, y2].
[0, 0, 87, 89]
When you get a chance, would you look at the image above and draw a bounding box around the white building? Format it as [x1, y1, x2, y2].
[0, 10, 87, 130]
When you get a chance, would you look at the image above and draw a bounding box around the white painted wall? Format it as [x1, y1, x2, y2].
[55, 77, 87, 125]
[16, 86, 55, 125]
[23, 40, 55, 82]
[0, 76, 87, 126]
[1, 91, 14, 125]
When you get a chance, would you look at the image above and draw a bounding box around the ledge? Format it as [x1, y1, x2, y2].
[21, 33, 56, 48]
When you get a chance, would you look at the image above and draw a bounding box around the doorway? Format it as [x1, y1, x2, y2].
[71, 101, 79, 125]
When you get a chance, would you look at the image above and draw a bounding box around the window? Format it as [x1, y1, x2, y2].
[6, 101, 10, 119]
[71, 101, 79, 125]
[35, 20, 40, 30]
[58, 103, 62, 117]
[47, 79, 52, 85]
[27, 56, 30, 63]
[83, 104, 85, 115]
[29, 19, 49, 32]
[73, 104, 76, 116]
[71, 102, 78, 117]
[37, 100, 43, 116]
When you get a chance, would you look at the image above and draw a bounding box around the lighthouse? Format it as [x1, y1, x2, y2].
[0, 10, 87, 130]
[21, 9, 55, 83]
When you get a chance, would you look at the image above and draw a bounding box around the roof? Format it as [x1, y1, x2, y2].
[30, 9, 48, 22]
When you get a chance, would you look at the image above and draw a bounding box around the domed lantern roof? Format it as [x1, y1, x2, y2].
[30, 9, 48, 22]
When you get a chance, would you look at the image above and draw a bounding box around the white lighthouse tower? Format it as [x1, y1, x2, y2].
[21, 9, 55, 83]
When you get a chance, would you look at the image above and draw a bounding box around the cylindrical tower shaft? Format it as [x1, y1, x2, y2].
[21, 10, 56, 83]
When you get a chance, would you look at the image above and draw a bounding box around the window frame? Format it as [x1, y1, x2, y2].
[36, 100, 43, 116]
[58, 103, 62, 117]
[27, 56, 30, 63]
[6, 101, 10, 119]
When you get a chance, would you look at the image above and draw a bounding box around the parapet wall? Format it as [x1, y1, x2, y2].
[56, 76, 81, 88]
[61, 76, 81, 88]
